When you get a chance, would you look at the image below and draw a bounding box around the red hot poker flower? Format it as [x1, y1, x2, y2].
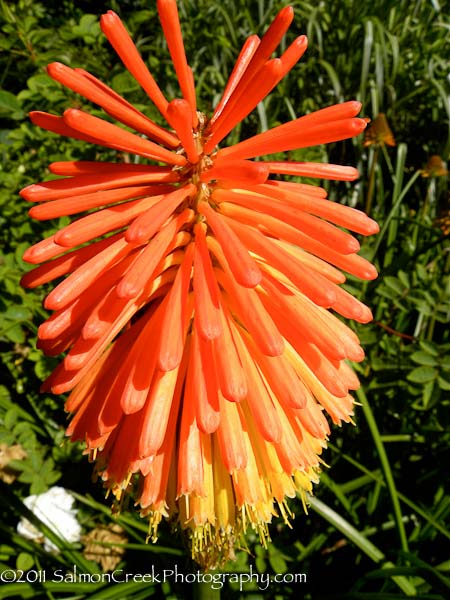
[21, 0, 378, 568]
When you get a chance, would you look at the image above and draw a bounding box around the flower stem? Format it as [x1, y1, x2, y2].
[356, 387, 409, 554]
[365, 145, 379, 216]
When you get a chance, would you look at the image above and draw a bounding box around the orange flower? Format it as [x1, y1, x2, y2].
[363, 113, 396, 147]
[21, 1, 378, 567]
[421, 155, 448, 178]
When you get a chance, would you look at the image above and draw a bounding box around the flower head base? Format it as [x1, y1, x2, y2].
[21, 1, 378, 568]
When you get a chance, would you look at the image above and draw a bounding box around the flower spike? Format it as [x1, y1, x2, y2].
[22, 2, 378, 569]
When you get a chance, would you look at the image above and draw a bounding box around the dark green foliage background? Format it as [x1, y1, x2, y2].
[0, 0, 449, 598]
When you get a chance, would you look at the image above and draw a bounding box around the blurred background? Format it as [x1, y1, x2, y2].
[0, 0, 449, 598]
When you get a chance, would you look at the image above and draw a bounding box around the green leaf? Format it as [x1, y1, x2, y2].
[0, 384, 11, 402]
[356, 389, 410, 557]
[0, 90, 24, 119]
[1, 323, 25, 343]
[111, 71, 140, 94]
[419, 341, 440, 356]
[441, 355, 450, 370]
[410, 351, 438, 367]
[384, 276, 407, 295]
[3, 408, 18, 430]
[438, 377, 450, 391]
[307, 496, 417, 596]
[268, 546, 288, 574]
[421, 379, 436, 410]
[3, 305, 32, 321]
[407, 366, 438, 383]
[16, 551, 34, 571]
[255, 545, 266, 574]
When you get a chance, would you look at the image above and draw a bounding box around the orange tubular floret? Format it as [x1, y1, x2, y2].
[178, 347, 206, 496]
[29, 185, 173, 221]
[167, 99, 199, 163]
[338, 361, 361, 390]
[190, 326, 220, 434]
[63, 109, 186, 166]
[48, 161, 162, 176]
[157, 246, 194, 371]
[266, 249, 372, 325]
[272, 241, 346, 284]
[138, 305, 192, 460]
[22, 236, 71, 264]
[28, 111, 109, 148]
[214, 265, 284, 358]
[210, 35, 260, 127]
[211, 301, 247, 403]
[273, 410, 308, 473]
[273, 180, 328, 197]
[116, 210, 193, 299]
[223, 217, 337, 307]
[265, 161, 359, 181]
[244, 334, 307, 410]
[278, 35, 308, 78]
[218, 200, 378, 281]
[64, 344, 113, 414]
[75, 68, 148, 116]
[232, 331, 282, 443]
[330, 285, 373, 323]
[21, 170, 179, 203]
[119, 308, 163, 415]
[213, 188, 361, 254]
[53, 195, 162, 249]
[21, 232, 123, 287]
[37, 331, 77, 358]
[193, 231, 222, 340]
[157, 0, 197, 125]
[199, 202, 262, 288]
[65, 387, 104, 443]
[296, 398, 331, 440]
[260, 181, 380, 235]
[44, 291, 149, 393]
[47, 62, 179, 147]
[39, 299, 88, 342]
[206, 35, 306, 152]
[100, 11, 169, 116]
[83, 262, 179, 342]
[91, 320, 148, 433]
[139, 371, 181, 504]
[75, 254, 144, 338]
[124, 340, 166, 414]
[125, 184, 196, 244]
[289, 340, 348, 399]
[203, 58, 283, 153]
[208, 6, 294, 136]
[263, 289, 347, 365]
[81, 286, 137, 343]
[201, 159, 269, 186]
[260, 273, 347, 361]
[101, 412, 142, 483]
[119, 340, 157, 417]
[217, 102, 366, 160]
[44, 236, 132, 311]
[216, 392, 247, 471]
